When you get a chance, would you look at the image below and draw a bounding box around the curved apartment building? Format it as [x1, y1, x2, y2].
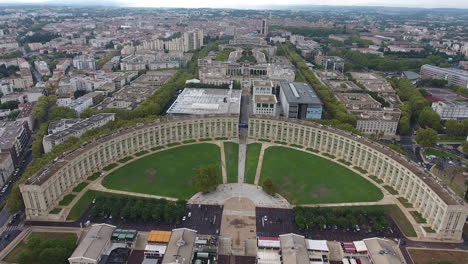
[20, 115, 467, 241]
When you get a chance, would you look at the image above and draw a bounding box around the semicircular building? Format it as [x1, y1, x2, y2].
[20, 115, 467, 241]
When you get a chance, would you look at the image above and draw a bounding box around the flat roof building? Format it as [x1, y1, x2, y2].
[147, 230, 172, 244]
[351, 108, 401, 136]
[421, 64, 468, 88]
[68, 223, 116, 264]
[279, 234, 309, 264]
[43, 113, 115, 153]
[0, 120, 30, 167]
[432, 101, 468, 120]
[279, 81, 322, 119]
[335, 93, 382, 110]
[162, 228, 197, 264]
[166, 88, 241, 115]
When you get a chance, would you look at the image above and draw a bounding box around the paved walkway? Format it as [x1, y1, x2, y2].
[189, 183, 291, 209]
[238, 143, 246, 183]
[88, 182, 178, 201]
[253, 142, 270, 185]
[218, 141, 228, 184]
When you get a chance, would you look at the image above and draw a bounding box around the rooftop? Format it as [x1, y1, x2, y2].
[350, 108, 401, 122]
[162, 228, 197, 264]
[364, 238, 405, 264]
[0, 121, 26, 150]
[254, 95, 277, 104]
[422, 64, 468, 78]
[334, 93, 381, 110]
[279, 234, 309, 264]
[166, 88, 241, 115]
[280, 81, 322, 106]
[147, 230, 172, 243]
[44, 113, 115, 142]
[68, 224, 116, 262]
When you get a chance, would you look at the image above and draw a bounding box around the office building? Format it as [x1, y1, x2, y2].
[68, 224, 116, 264]
[421, 64, 468, 88]
[279, 81, 322, 119]
[73, 55, 96, 70]
[260, 19, 268, 35]
[183, 29, 204, 51]
[43, 113, 115, 153]
[0, 120, 30, 167]
[166, 88, 241, 115]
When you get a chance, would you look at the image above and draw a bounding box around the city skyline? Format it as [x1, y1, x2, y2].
[2, 0, 468, 9]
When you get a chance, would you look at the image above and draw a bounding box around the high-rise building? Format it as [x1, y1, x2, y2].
[183, 29, 204, 51]
[73, 55, 96, 70]
[260, 19, 268, 35]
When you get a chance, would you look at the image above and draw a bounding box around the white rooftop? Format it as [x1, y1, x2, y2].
[306, 239, 329, 252]
[145, 245, 167, 254]
[166, 88, 241, 115]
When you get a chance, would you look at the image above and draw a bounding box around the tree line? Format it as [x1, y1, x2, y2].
[328, 49, 429, 72]
[279, 42, 356, 126]
[294, 207, 390, 232]
[273, 25, 350, 38]
[91, 195, 186, 223]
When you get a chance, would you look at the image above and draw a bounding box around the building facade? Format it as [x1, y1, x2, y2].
[0, 120, 31, 167]
[73, 55, 97, 70]
[43, 113, 115, 153]
[279, 82, 322, 119]
[421, 64, 468, 88]
[248, 116, 467, 241]
[19, 115, 468, 241]
[20, 115, 239, 220]
[0, 153, 14, 188]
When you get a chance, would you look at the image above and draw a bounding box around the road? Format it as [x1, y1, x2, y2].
[0, 150, 32, 252]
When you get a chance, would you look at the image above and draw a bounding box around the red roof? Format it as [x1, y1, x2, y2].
[258, 237, 279, 241]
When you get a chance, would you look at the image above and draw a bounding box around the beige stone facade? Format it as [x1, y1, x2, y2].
[20, 115, 467, 241]
[20, 115, 238, 220]
[248, 116, 467, 241]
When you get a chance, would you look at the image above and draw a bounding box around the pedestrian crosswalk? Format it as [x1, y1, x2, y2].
[0, 221, 25, 234]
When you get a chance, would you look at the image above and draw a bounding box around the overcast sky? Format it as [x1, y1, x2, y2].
[3, 0, 468, 9]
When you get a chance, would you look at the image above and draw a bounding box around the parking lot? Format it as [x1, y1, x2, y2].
[256, 207, 404, 242]
[183, 204, 223, 235]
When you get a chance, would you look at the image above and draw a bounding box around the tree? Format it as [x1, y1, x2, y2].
[415, 128, 438, 147]
[262, 177, 278, 195]
[418, 107, 442, 131]
[50, 106, 78, 121]
[193, 165, 220, 193]
[445, 120, 464, 136]
[462, 141, 468, 153]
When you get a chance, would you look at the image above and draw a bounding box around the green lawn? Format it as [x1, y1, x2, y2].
[72, 182, 89, 193]
[260, 146, 383, 204]
[87, 172, 101, 181]
[58, 194, 76, 206]
[424, 148, 459, 159]
[102, 144, 221, 200]
[245, 143, 262, 184]
[224, 142, 239, 183]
